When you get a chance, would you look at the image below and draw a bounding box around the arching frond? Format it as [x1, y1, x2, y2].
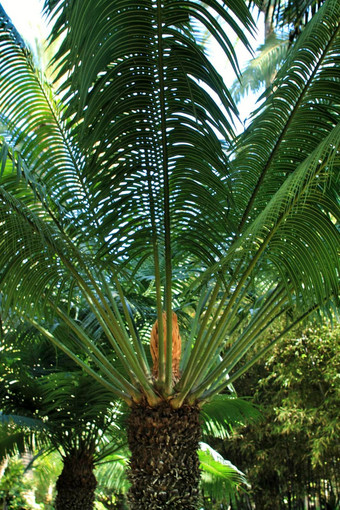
[0, 427, 34, 461]
[232, 34, 289, 103]
[200, 395, 261, 440]
[199, 442, 248, 502]
[233, 0, 340, 225]
[0, 415, 48, 461]
[0, 5, 89, 219]
[41, 0, 254, 274]
[0, 0, 338, 409]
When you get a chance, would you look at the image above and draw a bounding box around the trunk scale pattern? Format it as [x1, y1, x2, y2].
[128, 401, 201, 509]
[55, 450, 97, 510]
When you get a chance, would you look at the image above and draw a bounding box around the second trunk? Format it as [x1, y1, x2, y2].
[55, 450, 96, 510]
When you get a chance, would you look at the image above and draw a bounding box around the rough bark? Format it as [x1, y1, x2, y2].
[127, 401, 201, 509]
[55, 450, 97, 510]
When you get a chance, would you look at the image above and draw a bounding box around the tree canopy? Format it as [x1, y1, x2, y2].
[0, 0, 339, 507]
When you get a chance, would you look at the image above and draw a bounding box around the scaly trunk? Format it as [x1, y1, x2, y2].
[127, 401, 201, 509]
[55, 450, 96, 510]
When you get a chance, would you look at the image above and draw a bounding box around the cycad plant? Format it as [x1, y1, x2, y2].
[0, 327, 126, 510]
[0, 0, 339, 508]
[1, 323, 257, 509]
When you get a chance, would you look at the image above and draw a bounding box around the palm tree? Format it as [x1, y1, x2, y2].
[0, 0, 339, 508]
[253, 0, 327, 40]
[1, 323, 256, 508]
[0, 328, 126, 510]
[232, 0, 328, 103]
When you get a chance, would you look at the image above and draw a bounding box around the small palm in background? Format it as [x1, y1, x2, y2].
[0, 325, 126, 510]
[232, 0, 328, 103]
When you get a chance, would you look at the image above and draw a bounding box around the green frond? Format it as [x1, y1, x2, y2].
[233, 0, 340, 227]
[200, 394, 261, 440]
[232, 34, 289, 103]
[176, 2, 340, 397]
[0, 165, 153, 398]
[41, 0, 254, 276]
[0, 416, 48, 461]
[0, 177, 73, 319]
[0, 6, 90, 219]
[95, 452, 130, 494]
[283, 0, 326, 29]
[39, 371, 129, 459]
[0, 427, 29, 461]
[199, 442, 248, 502]
[226, 122, 340, 308]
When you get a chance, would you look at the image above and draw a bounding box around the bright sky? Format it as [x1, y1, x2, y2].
[1, 0, 263, 128]
[1, 0, 48, 40]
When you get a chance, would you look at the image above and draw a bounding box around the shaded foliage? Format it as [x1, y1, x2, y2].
[0, 0, 339, 506]
[221, 320, 340, 509]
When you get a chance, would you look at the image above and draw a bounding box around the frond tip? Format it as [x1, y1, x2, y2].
[150, 312, 181, 381]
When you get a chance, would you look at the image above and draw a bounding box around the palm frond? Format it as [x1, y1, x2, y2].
[44, 0, 250, 263]
[0, 415, 48, 461]
[95, 452, 130, 495]
[0, 5, 89, 219]
[233, 0, 340, 229]
[38, 370, 127, 457]
[41, 2, 254, 352]
[232, 33, 289, 103]
[199, 442, 248, 502]
[200, 394, 261, 440]
[172, 0, 340, 404]
[0, 428, 28, 461]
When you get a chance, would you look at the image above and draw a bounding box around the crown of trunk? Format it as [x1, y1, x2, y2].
[150, 311, 181, 380]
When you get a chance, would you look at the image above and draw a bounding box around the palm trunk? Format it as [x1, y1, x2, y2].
[127, 401, 201, 509]
[55, 450, 97, 510]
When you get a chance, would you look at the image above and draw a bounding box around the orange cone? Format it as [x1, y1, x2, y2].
[150, 311, 181, 380]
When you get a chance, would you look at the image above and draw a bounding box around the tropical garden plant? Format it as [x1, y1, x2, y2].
[0, 0, 339, 508]
[232, 0, 328, 103]
[0, 328, 127, 510]
[220, 319, 340, 509]
[0, 324, 256, 509]
[0, 456, 33, 510]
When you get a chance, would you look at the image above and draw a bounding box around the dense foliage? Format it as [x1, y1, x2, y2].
[0, 0, 339, 507]
[219, 321, 340, 509]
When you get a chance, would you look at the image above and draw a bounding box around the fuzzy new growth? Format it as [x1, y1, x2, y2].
[150, 311, 181, 381]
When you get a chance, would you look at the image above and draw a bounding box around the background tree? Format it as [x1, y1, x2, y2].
[232, 0, 328, 102]
[220, 320, 339, 509]
[0, 0, 339, 508]
[0, 327, 126, 510]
